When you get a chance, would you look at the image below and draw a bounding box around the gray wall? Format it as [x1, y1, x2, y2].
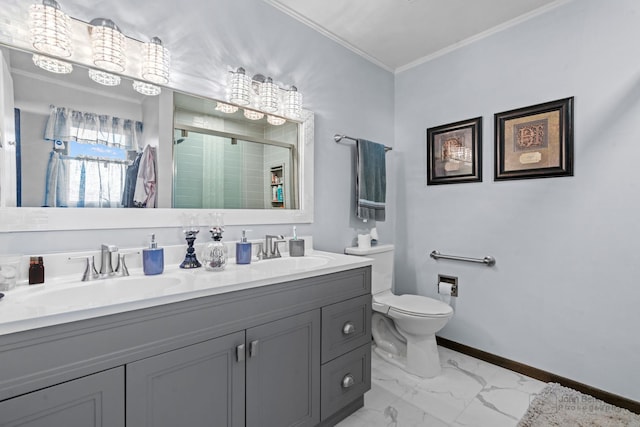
[0, 0, 395, 252]
[394, 0, 640, 401]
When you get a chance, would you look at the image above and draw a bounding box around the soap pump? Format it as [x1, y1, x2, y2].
[203, 214, 227, 271]
[236, 229, 252, 265]
[143, 234, 164, 275]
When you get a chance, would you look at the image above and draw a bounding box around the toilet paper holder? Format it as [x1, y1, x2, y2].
[430, 250, 495, 266]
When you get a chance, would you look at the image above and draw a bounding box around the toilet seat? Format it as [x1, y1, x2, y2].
[374, 292, 453, 318]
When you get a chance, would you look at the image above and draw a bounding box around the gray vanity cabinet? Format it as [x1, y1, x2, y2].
[246, 310, 320, 427]
[0, 367, 124, 427]
[126, 331, 246, 427]
[0, 267, 371, 427]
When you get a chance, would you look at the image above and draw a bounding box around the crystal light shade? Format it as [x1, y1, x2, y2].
[229, 68, 251, 106]
[284, 86, 302, 118]
[267, 115, 286, 126]
[141, 37, 170, 85]
[88, 69, 121, 86]
[259, 77, 279, 113]
[90, 18, 126, 73]
[29, 0, 72, 58]
[243, 109, 264, 121]
[32, 54, 73, 74]
[133, 80, 161, 96]
[216, 102, 238, 114]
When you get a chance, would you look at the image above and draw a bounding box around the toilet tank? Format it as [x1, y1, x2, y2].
[345, 244, 394, 295]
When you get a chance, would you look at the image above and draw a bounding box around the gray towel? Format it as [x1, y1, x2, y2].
[356, 139, 386, 221]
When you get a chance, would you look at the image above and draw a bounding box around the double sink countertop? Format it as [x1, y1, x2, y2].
[0, 246, 372, 336]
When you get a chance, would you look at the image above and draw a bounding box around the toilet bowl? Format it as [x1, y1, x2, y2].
[345, 244, 453, 378]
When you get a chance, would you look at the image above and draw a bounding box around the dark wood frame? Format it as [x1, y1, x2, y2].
[494, 97, 574, 181]
[426, 117, 482, 185]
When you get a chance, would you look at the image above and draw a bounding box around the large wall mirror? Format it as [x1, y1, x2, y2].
[0, 44, 314, 231]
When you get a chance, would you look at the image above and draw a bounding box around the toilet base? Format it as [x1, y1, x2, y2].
[373, 333, 442, 378]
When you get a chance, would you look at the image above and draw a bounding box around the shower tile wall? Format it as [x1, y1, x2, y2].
[173, 110, 297, 209]
[173, 134, 204, 208]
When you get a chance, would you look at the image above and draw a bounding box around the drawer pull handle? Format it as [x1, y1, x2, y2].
[341, 374, 355, 389]
[236, 344, 245, 362]
[249, 340, 259, 358]
[342, 322, 356, 335]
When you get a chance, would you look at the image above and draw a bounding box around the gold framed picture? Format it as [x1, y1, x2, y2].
[494, 97, 574, 181]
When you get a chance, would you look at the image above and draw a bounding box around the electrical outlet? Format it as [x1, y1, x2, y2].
[438, 274, 458, 297]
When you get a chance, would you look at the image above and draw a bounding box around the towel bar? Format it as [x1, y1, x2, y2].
[334, 134, 392, 152]
[430, 250, 495, 266]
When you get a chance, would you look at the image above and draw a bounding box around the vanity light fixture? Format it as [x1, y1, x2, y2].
[284, 86, 302, 118]
[227, 67, 304, 117]
[88, 69, 121, 86]
[132, 80, 161, 96]
[29, 0, 72, 58]
[89, 18, 126, 73]
[32, 54, 73, 74]
[229, 67, 251, 105]
[243, 109, 264, 121]
[141, 37, 170, 85]
[259, 77, 279, 113]
[267, 115, 286, 126]
[215, 102, 238, 114]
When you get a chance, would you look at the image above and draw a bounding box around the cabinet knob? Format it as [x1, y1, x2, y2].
[342, 322, 356, 335]
[341, 374, 355, 389]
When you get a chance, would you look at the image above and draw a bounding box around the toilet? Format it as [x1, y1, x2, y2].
[345, 244, 453, 378]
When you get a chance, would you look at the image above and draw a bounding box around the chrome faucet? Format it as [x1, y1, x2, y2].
[99, 244, 118, 276]
[264, 235, 286, 259]
[69, 244, 137, 282]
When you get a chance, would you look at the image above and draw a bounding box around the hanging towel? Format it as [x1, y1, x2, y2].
[356, 139, 386, 221]
[43, 151, 69, 207]
[133, 145, 158, 208]
[122, 151, 142, 207]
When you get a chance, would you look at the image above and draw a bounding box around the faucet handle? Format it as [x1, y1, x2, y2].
[273, 239, 286, 257]
[115, 251, 139, 277]
[101, 244, 118, 253]
[252, 242, 265, 260]
[68, 255, 99, 282]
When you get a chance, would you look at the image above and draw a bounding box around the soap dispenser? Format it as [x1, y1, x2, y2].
[236, 229, 252, 265]
[203, 213, 227, 271]
[143, 234, 164, 275]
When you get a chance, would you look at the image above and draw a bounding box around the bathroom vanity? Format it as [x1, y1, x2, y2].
[0, 252, 372, 427]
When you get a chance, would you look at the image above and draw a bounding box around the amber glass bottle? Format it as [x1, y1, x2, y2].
[28, 256, 45, 285]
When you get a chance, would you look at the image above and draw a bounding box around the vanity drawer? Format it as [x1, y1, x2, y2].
[321, 294, 371, 363]
[320, 342, 371, 420]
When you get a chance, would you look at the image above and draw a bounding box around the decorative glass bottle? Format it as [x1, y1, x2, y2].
[203, 213, 227, 271]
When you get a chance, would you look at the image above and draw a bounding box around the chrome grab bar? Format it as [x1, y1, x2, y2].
[430, 250, 495, 266]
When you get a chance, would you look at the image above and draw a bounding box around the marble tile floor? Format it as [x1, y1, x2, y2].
[337, 345, 547, 427]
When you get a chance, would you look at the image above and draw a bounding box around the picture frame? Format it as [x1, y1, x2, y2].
[426, 117, 482, 185]
[494, 97, 573, 181]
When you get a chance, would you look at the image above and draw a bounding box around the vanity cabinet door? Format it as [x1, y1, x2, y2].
[246, 310, 321, 427]
[0, 367, 124, 427]
[126, 331, 245, 427]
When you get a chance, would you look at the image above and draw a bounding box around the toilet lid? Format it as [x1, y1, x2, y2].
[386, 294, 453, 317]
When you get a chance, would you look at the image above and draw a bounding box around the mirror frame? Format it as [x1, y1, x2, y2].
[0, 45, 314, 232]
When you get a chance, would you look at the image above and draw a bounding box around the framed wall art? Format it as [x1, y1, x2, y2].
[494, 97, 573, 181]
[426, 117, 482, 185]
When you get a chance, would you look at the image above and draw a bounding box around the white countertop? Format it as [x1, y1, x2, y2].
[0, 250, 372, 336]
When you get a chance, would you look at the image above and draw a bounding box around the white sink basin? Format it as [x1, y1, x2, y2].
[14, 275, 184, 309]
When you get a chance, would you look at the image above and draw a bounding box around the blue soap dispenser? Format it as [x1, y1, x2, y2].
[236, 229, 252, 265]
[143, 233, 164, 275]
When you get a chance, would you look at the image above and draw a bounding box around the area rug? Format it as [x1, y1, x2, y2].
[517, 383, 640, 427]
